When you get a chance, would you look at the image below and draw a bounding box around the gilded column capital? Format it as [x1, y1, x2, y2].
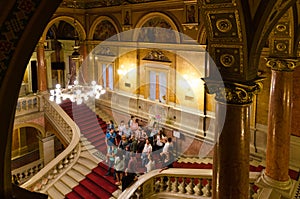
[265, 57, 299, 72]
[203, 78, 264, 104]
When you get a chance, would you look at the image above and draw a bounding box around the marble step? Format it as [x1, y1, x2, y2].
[47, 186, 65, 199]
[112, 189, 122, 198]
[60, 174, 79, 189]
[80, 143, 95, 151]
[53, 179, 72, 196]
[67, 169, 86, 182]
[77, 157, 98, 170]
[80, 150, 101, 164]
[73, 163, 92, 176]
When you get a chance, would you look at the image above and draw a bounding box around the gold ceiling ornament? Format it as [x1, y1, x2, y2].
[216, 18, 232, 33]
[220, 53, 235, 67]
[265, 57, 299, 72]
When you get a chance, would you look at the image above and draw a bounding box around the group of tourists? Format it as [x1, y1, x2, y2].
[104, 115, 174, 191]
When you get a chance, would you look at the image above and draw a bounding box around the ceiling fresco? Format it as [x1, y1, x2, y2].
[60, 0, 166, 8]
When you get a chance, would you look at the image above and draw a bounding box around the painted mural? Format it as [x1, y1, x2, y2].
[61, 0, 166, 8]
[138, 17, 176, 43]
[93, 20, 118, 41]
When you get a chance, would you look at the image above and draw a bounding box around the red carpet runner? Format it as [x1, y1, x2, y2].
[60, 100, 118, 199]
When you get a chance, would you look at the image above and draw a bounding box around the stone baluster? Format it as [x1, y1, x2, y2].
[179, 177, 186, 194]
[194, 178, 203, 196]
[186, 177, 194, 194]
[160, 176, 165, 192]
[135, 186, 143, 198]
[166, 176, 172, 192]
[172, 177, 179, 193]
[249, 182, 255, 199]
[154, 177, 160, 192]
[205, 179, 212, 197]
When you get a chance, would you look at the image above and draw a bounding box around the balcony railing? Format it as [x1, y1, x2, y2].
[119, 168, 261, 199]
[15, 95, 40, 117]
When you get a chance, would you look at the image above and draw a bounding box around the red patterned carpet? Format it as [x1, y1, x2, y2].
[60, 101, 118, 199]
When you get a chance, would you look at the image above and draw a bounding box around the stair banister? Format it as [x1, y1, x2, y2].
[119, 168, 261, 199]
[21, 96, 82, 192]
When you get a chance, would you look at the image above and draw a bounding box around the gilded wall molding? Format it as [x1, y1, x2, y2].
[250, 0, 296, 70]
[203, 78, 263, 104]
[269, 8, 295, 57]
[199, 0, 254, 81]
[265, 57, 298, 72]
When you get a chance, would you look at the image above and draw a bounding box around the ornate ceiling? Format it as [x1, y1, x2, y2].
[60, 0, 165, 9]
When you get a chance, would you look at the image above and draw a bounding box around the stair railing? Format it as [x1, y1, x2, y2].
[119, 168, 261, 199]
[21, 95, 82, 193]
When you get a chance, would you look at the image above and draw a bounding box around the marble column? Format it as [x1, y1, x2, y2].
[258, 58, 297, 193]
[39, 135, 55, 165]
[206, 80, 262, 199]
[36, 41, 48, 92]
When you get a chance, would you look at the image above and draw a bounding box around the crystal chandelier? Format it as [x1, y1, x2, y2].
[49, 80, 106, 105]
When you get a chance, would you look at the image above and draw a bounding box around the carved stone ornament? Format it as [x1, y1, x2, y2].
[265, 57, 298, 72]
[216, 18, 232, 33]
[203, 78, 264, 104]
[220, 53, 235, 67]
[143, 49, 171, 62]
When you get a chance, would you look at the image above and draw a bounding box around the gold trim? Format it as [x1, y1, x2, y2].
[265, 57, 298, 72]
[203, 78, 263, 104]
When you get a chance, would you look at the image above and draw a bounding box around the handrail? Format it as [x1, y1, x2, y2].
[119, 168, 261, 199]
[21, 95, 82, 192]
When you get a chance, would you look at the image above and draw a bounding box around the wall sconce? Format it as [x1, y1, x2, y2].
[117, 65, 127, 75]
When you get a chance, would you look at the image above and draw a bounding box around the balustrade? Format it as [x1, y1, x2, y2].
[119, 168, 261, 199]
[21, 95, 81, 193]
[12, 159, 43, 185]
[15, 95, 40, 116]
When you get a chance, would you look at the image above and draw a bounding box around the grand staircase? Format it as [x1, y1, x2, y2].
[43, 100, 300, 199]
[45, 100, 120, 199]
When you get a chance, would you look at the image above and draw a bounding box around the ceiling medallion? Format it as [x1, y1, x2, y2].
[276, 42, 287, 51]
[216, 19, 232, 33]
[220, 54, 235, 67]
[276, 24, 287, 32]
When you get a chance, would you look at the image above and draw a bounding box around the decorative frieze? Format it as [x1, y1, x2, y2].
[203, 78, 263, 104]
[265, 57, 298, 72]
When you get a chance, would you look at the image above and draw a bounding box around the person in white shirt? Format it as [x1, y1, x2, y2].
[130, 118, 139, 132]
[145, 154, 155, 173]
[124, 124, 132, 139]
[118, 120, 126, 136]
[160, 137, 172, 158]
[155, 130, 165, 151]
[141, 138, 152, 166]
[114, 150, 125, 185]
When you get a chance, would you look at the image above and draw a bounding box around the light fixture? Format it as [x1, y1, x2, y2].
[71, 1, 80, 60]
[49, 80, 106, 105]
[71, 19, 80, 60]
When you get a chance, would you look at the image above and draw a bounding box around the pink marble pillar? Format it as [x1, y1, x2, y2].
[265, 59, 295, 182]
[213, 101, 250, 199]
[207, 81, 262, 199]
[36, 41, 48, 92]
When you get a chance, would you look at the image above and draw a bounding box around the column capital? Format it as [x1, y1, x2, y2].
[265, 57, 299, 72]
[203, 77, 263, 104]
